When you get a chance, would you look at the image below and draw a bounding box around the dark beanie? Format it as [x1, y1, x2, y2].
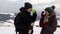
[24, 2, 32, 9]
[45, 7, 53, 13]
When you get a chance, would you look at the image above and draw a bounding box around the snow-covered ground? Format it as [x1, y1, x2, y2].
[0, 20, 60, 34]
[0, 26, 60, 34]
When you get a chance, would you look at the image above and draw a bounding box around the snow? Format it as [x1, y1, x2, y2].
[0, 27, 15, 34]
[0, 20, 60, 34]
[57, 20, 60, 25]
[0, 26, 60, 34]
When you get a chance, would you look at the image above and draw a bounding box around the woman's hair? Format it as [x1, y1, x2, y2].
[49, 11, 56, 17]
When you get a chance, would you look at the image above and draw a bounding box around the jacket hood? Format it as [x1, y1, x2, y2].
[20, 7, 25, 13]
[20, 7, 30, 14]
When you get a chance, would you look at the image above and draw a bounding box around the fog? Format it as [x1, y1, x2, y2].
[0, 0, 60, 14]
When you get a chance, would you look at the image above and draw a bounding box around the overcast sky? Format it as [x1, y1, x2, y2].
[0, 0, 60, 13]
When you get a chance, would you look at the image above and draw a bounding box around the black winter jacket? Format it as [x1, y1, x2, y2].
[14, 7, 32, 31]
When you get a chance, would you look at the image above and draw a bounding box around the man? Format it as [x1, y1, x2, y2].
[14, 2, 34, 34]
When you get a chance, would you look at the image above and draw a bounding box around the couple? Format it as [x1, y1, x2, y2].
[14, 2, 57, 34]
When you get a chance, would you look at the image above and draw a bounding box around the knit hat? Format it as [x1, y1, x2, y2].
[45, 7, 53, 13]
[24, 2, 32, 9]
[51, 5, 55, 10]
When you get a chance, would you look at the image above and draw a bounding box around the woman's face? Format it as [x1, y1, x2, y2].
[45, 11, 49, 16]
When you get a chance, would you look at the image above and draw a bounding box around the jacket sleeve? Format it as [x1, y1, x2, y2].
[39, 11, 46, 27]
[32, 11, 37, 22]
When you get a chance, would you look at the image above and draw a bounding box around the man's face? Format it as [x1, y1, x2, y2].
[26, 8, 32, 13]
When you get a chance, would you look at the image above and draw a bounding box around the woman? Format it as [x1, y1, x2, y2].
[39, 6, 57, 34]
